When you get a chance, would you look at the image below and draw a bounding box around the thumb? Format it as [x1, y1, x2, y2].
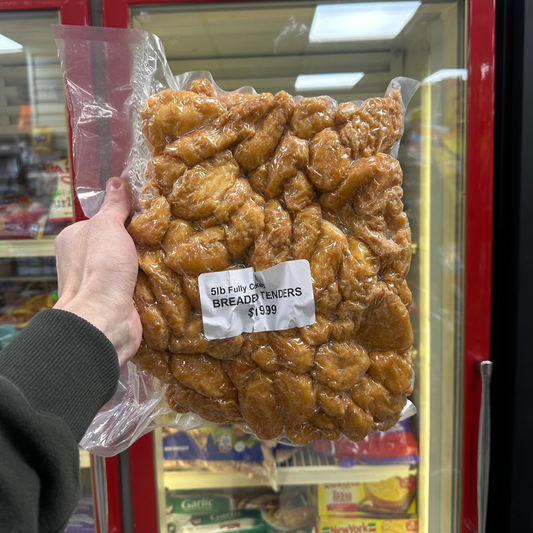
[98, 178, 131, 222]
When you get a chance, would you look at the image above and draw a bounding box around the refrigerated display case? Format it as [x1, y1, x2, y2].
[97, 1, 495, 533]
[0, 2, 98, 532]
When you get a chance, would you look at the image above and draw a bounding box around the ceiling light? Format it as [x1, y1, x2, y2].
[0, 33, 23, 54]
[295, 72, 365, 91]
[310, 2, 421, 42]
[423, 69, 468, 83]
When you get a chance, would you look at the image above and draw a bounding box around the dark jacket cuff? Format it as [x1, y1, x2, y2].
[0, 308, 119, 442]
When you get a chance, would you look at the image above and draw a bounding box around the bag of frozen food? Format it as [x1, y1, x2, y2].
[235, 487, 316, 531]
[162, 425, 277, 488]
[311, 419, 419, 467]
[53, 25, 419, 454]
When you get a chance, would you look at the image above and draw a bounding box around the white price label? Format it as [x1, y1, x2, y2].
[198, 260, 316, 340]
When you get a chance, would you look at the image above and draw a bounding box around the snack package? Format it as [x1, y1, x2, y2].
[311, 419, 419, 467]
[54, 25, 419, 454]
[318, 478, 416, 518]
[162, 425, 277, 488]
[318, 516, 419, 533]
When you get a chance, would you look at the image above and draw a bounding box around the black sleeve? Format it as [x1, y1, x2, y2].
[0, 309, 119, 533]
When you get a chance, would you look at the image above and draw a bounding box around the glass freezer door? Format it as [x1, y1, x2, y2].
[0, 3, 101, 533]
[100, 1, 494, 532]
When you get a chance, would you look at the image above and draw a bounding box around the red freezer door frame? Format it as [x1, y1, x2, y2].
[101, 0, 497, 532]
[0, 2, 125, 533]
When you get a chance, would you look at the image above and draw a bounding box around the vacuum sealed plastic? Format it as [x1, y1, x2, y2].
[53, 25, 419, 454]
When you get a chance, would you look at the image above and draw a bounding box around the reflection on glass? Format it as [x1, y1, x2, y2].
[132, 2, 466, 532]
[0, 12, 74, 242]
[309, 2, 421, 42]
[0, 10, 92, 533]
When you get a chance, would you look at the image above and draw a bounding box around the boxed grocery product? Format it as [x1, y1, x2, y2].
[317, 477, 416, 518]
[162, 425, 276, 487]
[318, 516, 418, 533]
[166, 487, 316, 533]
[55, 26, 418, 453]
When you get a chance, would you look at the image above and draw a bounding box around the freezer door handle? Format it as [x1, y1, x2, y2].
[93, 455, 108, 533]
[478, 360, 493, 533]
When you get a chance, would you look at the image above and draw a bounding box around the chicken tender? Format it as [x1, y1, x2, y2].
[308, 128, 351, 192]
[207, 335, 245, 360]
[141, 89, 226, 154]
[129, 196, 171, 247]
[368, 350, 413, 395]
[137, 249, 191, 337]
[350, 375, 406, 431]
[163, 219, 195, 251]
[168, 381, 243, 423]
[264, 133, 309, 198]
[187, 78, 217, 98]
[340, 96, 404, 158]
[239, 370, 284, 440]
[315, 382, 351, 419]
[169, 315, 210, 354]
[274, 368, 316, 425]
[165, 227, 231, 276]
[227, 353, 258, 391]
[234, 91, 296, 170]
[314, 341, 370, 391]
[320, 154, 396, 212]
[339, 403, 374, 442]
[167, 151, 239, 220]
[249, 164, 268, 195]
[301, 315, 333, 346]
[138, 180, 161, 210]
[249, 200, 292, 271]
[357, 288, 413, 351]
[182, 275, 201, 312]
[310, 221, 348, 300]
[251, 345, 279, 372]
[146, 154, 188, 196]
[225, 200, 265, 258]
[290, 96, 335, 139]
[214, 178, 252, 224]
[291, 204, 322, 261]
[310, 411, 341, 440]
[133, 270, 171, 352]
[133, 341, 174, 383]
[165, 93, 272, 166]
[331, 319, 355, 342]
[283, 172, 315, 211]
[171, 353, 237, 400]
[269, 332, 315, 373]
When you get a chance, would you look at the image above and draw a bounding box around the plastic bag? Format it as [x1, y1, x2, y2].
[53, 25, 419, 455]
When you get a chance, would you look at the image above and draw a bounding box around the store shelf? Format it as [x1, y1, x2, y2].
[79, 449, 91, 469]
[164, 447, 416, 490]
[0, 238, 56, 258]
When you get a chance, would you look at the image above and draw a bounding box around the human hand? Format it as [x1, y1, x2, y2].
[54, 178, 142, 366]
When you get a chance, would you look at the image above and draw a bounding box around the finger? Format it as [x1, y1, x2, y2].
[97, 178, 131, 223]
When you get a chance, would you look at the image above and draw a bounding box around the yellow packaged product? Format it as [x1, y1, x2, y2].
[318, 477, 416, 518]
[318, 516, 418, 533]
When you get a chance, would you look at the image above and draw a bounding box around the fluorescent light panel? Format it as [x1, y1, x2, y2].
[423, 69, 468, 83]
[295, 72, 365, 91]
[310, 2, 421, 42]
[0, 33, 23, 54]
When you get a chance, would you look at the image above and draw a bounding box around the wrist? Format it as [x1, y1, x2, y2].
[55, 296, 116, 348]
